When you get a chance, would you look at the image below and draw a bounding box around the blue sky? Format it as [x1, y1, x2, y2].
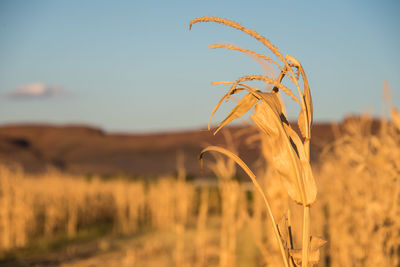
[0, 0, 399, 132]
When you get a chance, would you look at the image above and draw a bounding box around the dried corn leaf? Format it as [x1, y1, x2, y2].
[258, 92, 285, 117]
[199, 145, 291, 267]
[283, 124, 317, 205]
[214, 93, 259, 134]
[302, 83, 313, 139]
[198, 146, 270, 214]
[298, 108, 307, 139]
[286, 54, 313, 139]
[251, 100, 281, 137]
[277, 212, 293, 251]
[208, 87, 245, 130]
[199, 146, 255, 184]
[290, 236, 327, 267]
[303, 85, 313, 127]
[250, 93, 316, 205]
[251, 101, 304, 204]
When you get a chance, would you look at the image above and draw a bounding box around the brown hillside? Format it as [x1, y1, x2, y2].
[0, 121, 343, 177]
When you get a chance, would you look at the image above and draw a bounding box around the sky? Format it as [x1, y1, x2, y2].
[0, 0, 399, 133]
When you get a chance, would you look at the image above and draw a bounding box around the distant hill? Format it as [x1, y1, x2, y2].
[0, 122, 339, 178]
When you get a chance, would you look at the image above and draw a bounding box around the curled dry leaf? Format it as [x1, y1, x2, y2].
[198, 145, 290, 267]
[303, 81, 313, 128]
[206, 130, 237, 180]
[297, 108, 308, 139]
[286, 54, 313, 140]
[301, 82, 313, 140]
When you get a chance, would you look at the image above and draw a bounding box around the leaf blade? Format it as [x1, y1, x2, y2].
[214, 93, 259, 134]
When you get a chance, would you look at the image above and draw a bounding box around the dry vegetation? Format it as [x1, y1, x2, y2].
[0, 111, 399, 267]
[193, 16, 321, 267]
[0, 17, 399, 267]
[0, 109, 399, 267]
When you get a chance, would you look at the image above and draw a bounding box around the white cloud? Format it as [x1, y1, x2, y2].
[7, 82, 66, 99]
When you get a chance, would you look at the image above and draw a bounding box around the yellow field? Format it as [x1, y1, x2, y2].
[0, 112, 399, 266]
[1, 16, 399, 267]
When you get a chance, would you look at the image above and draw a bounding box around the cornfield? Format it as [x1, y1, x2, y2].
[0, 16, 399, 266]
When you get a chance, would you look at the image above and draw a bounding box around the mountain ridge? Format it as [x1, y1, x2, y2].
[0, 120, 359, 177]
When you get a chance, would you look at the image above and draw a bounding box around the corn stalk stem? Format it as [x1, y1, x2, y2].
[302, 138, 311, 267]
[302, 206, 310, 267]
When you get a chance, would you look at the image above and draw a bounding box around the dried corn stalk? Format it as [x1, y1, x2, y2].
[191, 16, 325, 267]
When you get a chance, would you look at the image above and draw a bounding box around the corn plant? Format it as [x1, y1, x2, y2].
[191, 16, 325, 267]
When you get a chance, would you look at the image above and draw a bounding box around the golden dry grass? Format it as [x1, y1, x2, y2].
[0, 112, 399, 266]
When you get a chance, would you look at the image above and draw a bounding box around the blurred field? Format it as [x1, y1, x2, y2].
[0, 113, 399, 267]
